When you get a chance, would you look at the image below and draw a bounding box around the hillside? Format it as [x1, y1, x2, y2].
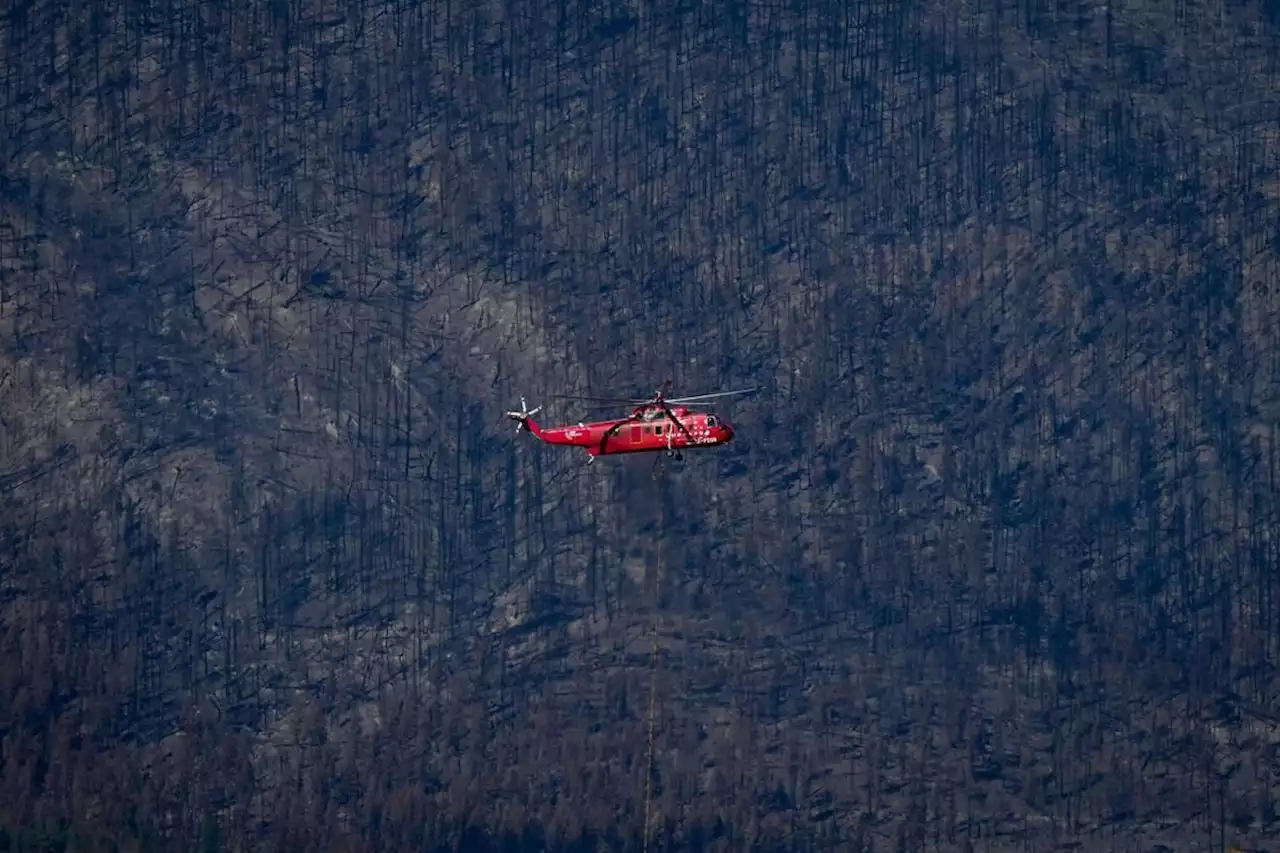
[2, 0, 1280, 851]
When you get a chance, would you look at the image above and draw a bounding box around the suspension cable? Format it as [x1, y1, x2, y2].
[642, 469, 668, 853]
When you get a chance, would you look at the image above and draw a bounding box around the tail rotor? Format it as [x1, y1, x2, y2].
[505, 397, 542, 432]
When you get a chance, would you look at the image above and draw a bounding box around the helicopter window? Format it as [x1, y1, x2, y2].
[655, 425, 663, 435]
[706, 416, 717, 427]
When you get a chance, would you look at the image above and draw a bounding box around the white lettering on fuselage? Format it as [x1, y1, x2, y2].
[681, 420, 720, 445]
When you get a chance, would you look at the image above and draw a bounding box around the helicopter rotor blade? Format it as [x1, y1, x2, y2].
[555, 383, 756, 411]
[573, 403, 645, 414]
[553, 393, 644, 404]
[664, 387, 758, 405]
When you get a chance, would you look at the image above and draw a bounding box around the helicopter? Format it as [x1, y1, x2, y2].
[505, 381, 756, 473]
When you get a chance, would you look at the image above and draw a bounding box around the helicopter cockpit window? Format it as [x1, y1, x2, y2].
[706, 416, 717, 426]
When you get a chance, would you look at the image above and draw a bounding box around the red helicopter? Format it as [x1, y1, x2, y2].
[505, 381, 756, 472]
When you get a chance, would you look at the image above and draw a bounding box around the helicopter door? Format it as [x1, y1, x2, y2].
[630, 425, 642, 444]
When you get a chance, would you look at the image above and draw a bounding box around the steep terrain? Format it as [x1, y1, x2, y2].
[2, 0, 1280, 851]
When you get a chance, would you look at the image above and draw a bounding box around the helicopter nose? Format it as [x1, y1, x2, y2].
[721, 423, 734, 442]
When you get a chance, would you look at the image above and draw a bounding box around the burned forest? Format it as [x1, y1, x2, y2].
[2, 0, 1280, 851]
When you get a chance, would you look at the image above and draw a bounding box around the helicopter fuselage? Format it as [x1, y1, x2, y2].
[517, 405, 734, 456]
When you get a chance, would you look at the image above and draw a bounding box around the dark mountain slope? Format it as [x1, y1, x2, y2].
[2, 0, 1279, 851]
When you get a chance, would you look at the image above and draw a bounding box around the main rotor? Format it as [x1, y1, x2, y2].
[554, 380, 757, 413]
